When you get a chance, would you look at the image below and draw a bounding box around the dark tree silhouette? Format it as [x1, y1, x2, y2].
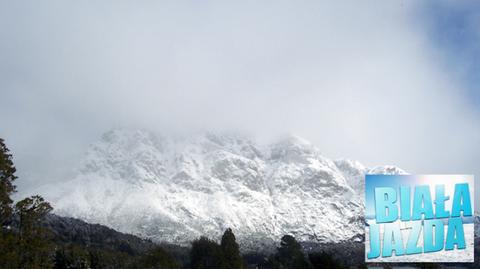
[0, 138, 54, 268]
[137, 246, 181, 269]
[221, 228, 243, 269]
[0, 138, 17, 226]
[275, 235, 310, 269]
[309, 251, 346, 269]
[190, 236, 226, 269]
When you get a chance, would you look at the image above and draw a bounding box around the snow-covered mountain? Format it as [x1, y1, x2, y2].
[35, 129, 406, 251]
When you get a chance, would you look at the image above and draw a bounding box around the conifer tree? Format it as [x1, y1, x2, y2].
[221, 228, 243, 269]
[137, 246, 181, 269]
[0, 138, 19, 268]
[53, 248, 70, 269]
[0, 138, 54, 268]
[0, 138, 17, 226]
[15, 195, 53, 268]
[191, 236, 226, 269]
[276, 235, 310, 269]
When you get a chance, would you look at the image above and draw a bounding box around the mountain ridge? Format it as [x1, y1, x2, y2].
[33, 128, 406, 251]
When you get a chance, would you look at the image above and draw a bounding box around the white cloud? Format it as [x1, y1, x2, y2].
[0, 1, 478, 198]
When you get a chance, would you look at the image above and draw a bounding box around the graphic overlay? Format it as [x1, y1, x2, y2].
[365, 175, 474, 262]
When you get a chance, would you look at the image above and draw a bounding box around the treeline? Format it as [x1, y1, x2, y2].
[0, 138, 181, 269]
[0, 138, 449, 269]
[189, 229, 353, 269]
[256, 235, 349, 269]
[0, 137, 54, 268]
[0, 137, 359, 269]
[0, 137, 352, 269]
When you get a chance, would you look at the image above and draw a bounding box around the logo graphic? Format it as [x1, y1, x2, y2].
[365, 175, 474, 262]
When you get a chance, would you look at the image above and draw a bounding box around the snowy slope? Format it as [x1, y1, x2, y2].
[35, 129, 406, 250]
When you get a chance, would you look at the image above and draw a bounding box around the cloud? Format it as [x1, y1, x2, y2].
[0, 1, 479, 197]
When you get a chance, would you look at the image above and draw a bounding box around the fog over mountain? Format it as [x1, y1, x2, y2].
[30, 129, 407, 250]
[0, 1, 479, 204]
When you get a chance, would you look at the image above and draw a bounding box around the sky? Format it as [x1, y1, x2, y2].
[0, 1, 479, 200]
